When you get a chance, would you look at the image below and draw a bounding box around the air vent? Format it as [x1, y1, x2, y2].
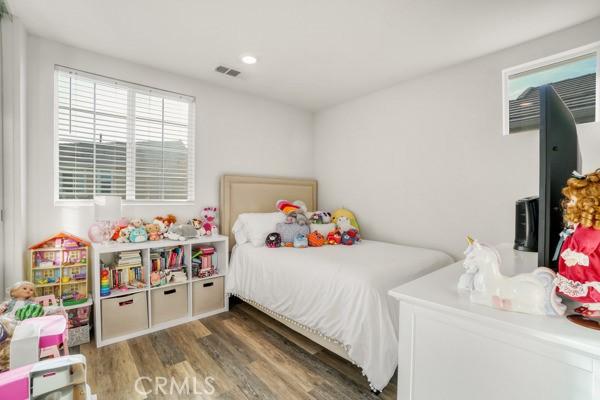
[215, 65, 241, 77]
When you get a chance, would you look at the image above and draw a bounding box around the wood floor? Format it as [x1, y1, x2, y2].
[75, 302, 397, 399]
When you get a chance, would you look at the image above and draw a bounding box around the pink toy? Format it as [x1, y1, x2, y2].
[200, 207, 219, 236]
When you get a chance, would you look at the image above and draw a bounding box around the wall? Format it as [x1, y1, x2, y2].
[2, 17, 28, 292]
[314, 17, 600, 260]
[26, 35, 314, 245]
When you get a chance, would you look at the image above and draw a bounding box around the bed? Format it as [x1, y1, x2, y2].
[220, 175, 453, 391]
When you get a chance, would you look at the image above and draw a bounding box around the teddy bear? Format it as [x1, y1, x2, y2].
[200, 207, 218, 236]
[145, 223, 161, 241]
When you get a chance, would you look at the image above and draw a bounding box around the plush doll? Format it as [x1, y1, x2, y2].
[130, 218, 144, 229]
[129, 226, 148, 243]
[191, 218, 203, 231]
[554, 169, 600, 318]
[154, 214, 176, 238]
[336, 216, 355, 234]
[146, 223, 161, 241]
[117, 226, 132, 243]
[308, 231, 325, 247]
[341, 230, 361, 245]
[265, 232, 282, 248]
[332, 208, 360, 232]
[310, 211, 332, 224]
[111, 218, 130, 241]
[165, 224, 198, 241]
[200, 207, 219, 236]
[0, 281, 59, 334]
[294, 234, 308, 248]
[327, 229, 342, 245]
[277, 200, 309, 225]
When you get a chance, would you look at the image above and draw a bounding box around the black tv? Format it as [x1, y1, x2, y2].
[538, 85, 581, 268]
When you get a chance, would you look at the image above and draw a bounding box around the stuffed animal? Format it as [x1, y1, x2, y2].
[130, 218, 144, 229]
[336, 216, 355, 234]
[117, 226, 132, 243]
[265, 232, 282, 248]
[111, 218, 130, 241]
[277, 200, 309, 225]
[129, 226, 148, 243]
[191, 218, 203, 231]
[146, 223, 161, 241]
[310, 211, 332, 224]
[200, 207, 219, 235]
[308, 231, 325, 247]
[327, 229, 342, 245]
[165, 224, 198, 241]
[294, 234, 308, 248]
[332, 208, 360, 231]
[341, 230, 359, 245]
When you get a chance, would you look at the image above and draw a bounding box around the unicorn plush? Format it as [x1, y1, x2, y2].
[458, 237, 565, 316]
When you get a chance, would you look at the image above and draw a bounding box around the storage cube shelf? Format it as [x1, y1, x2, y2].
[92, 235, 229, 347]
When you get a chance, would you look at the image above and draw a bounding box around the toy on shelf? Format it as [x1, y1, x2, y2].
[100, 269, 111, 297]
[28, 232, 90, 304]
[458, 236, 565, 316]
[191, 246, 218, 279]
[553, 169, 600, 326]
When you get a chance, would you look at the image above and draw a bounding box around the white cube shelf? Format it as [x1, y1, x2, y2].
[92, 235, 228, 347]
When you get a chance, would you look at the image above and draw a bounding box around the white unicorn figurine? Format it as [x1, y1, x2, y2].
[458, 237, 566, 316]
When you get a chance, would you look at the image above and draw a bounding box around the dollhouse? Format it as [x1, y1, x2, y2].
[28, 232, 90, 306]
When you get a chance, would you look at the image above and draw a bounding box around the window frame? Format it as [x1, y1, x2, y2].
[502, 41, 600, 136]
[53, 66, 196, 205]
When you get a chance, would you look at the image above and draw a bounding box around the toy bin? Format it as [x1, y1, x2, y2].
[192, 277, 224, 316]
[150, 284, 188, 326]
[101, 292, 148, 340]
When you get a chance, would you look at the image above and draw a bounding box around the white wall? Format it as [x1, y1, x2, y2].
[314, 17, 600, 260]
[26, 35, 314, 245]
[2, 17, 28, 293]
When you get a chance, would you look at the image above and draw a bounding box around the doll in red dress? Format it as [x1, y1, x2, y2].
[555, 169, 600, 317]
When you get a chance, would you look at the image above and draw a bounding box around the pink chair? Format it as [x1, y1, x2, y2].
[22, 295, 69, 359]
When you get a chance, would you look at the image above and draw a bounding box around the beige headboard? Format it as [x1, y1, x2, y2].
[220, 175, 317, 249]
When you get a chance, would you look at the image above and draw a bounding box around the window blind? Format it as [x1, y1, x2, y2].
[55, 66, 195, 201]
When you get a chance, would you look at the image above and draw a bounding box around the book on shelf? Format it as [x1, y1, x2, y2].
[150, 247, 184, 272]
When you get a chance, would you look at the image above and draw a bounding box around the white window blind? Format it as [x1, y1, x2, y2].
[55, 66, 195, 201]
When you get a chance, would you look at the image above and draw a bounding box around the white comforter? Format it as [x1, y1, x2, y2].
[226, 240, 452, 390]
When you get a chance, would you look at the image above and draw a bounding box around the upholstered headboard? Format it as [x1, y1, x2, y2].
[220, 175, 317, 249]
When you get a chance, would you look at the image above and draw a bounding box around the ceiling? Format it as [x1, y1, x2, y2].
[8, 0, 600, 110]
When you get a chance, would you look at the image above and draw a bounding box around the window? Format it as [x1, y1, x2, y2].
[502, 43, 599, 135]
[55, 66, 195, 201]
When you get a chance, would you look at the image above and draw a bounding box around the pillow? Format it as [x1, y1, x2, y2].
[231, 218, 249, 245]
[276, 222, 310, 244]
[234, 212, 286, 247]
[310, 223, 336, 237]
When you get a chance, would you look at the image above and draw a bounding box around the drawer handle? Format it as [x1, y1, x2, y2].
[164, 289, 176, 295]
[118, 299, 133, 307]
[203, 282, 214, 288]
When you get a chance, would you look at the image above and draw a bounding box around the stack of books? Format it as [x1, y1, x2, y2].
[109, 251, 144, 289]
[191, 246, 217, 278]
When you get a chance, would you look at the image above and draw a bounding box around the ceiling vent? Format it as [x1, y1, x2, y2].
[215, 65, 241, 77]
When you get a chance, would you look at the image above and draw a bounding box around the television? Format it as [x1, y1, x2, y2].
[538, 85, 581, 268]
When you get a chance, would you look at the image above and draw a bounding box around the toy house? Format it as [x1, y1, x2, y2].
[29, 232, 90, 306]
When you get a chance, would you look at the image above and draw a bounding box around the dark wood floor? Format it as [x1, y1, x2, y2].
[76, 302, 397, 399]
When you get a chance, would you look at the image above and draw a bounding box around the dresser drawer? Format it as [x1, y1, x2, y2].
[101, 292, 148, 340]
[192, 277, 224, 316]
[151, 284, 188, 326]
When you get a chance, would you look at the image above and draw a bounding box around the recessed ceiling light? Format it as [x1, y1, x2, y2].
[241, 55, 258, 65]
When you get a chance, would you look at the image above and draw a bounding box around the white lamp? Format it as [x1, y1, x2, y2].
[94, 196, 122, 222]
[90, 196, 122, 243]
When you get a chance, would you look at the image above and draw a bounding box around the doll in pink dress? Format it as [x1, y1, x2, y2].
[554, 169, 600, 316]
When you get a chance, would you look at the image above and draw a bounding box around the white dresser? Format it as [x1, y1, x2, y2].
[389, 244, 600, 400]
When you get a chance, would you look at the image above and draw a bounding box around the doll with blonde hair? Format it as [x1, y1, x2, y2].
[555, 169, 600, 317]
